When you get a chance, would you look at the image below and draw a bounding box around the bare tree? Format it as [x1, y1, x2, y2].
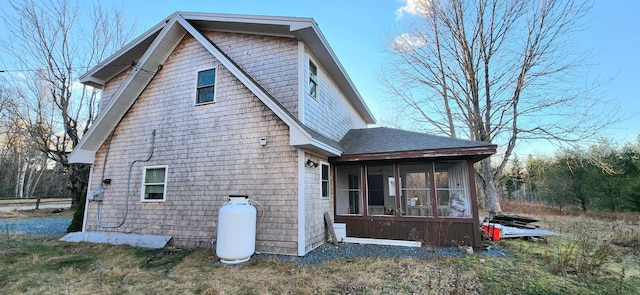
[1, 0, 134, 223]
[385, 0, 616, 212]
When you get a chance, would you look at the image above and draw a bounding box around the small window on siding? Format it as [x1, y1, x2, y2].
[196, 68, 216, 104]
[141, 166, 167, 202]
[308, 60, 318, 99]
[321, 163, 330, 198]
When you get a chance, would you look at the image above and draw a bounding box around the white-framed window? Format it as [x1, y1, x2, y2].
[141, 165, 168, 202]
[308, 60, 318, 99]
[321, 163, 330, 198]
[196, 67, 216, 104]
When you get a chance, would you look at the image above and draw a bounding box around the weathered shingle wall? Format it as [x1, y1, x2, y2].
[86, 33, 300, 255]
[303, 153, 333, 252]
[206, 31, 299, 118]
[302, 49, 367, 141]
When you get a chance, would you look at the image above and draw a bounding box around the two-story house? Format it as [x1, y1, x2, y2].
[67, 12, 496, 256]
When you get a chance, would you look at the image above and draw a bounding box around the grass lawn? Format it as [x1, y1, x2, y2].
[1, 208, 638, 294]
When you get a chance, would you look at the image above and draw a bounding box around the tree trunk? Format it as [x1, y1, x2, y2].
[480, 158, 502, 213]
[67, 163, 90, 209]
[16, 156, 25, 199]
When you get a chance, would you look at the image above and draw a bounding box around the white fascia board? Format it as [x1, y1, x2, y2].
[176, 16, 313, 141]
[289, 128, 342, 157]
[309, 138, 342, 157]
[68, 148, 96, 164]
[179, 12, 314, 31]
[81, 77, 106, 88]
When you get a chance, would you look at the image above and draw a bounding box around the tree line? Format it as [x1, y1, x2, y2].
[500, 137, 640, 212]
[1, 0, 133, 231]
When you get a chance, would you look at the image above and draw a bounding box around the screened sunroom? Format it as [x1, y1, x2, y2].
[331, 128, 496, 248]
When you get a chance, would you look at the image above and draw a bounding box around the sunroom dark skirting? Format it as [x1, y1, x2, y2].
[334, 217, 479, 247]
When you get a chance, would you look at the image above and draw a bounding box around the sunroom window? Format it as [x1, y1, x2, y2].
[399, 163, 432, 217]
[434, 161, 471, 218]
[141, 166, 167, 202]
[336, 165, 361, 215]
[366, 165, 395, 216]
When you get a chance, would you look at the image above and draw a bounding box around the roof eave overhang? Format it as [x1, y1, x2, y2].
[69, 16, 187, 164]
[79, 19, 169, 87]
[329, 146, 497, 163]
[72, 12, 371, 163]
[289, 125, 342, 157]
[68, 148, 96, 164]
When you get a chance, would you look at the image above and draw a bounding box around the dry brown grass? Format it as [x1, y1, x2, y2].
[2, 199, 639, 294]
[0, 235, 485, 295]
[500, 199, 567, 216]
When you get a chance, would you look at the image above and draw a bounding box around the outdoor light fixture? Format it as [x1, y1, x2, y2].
[306, 159, 319, 168]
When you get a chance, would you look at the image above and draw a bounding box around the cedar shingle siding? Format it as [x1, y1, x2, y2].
[86, 33, 300, 254]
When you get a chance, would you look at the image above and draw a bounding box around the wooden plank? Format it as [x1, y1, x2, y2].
[324, 212, 338, 245]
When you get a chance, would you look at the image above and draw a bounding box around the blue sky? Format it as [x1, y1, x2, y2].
[2, 0, 638, 155]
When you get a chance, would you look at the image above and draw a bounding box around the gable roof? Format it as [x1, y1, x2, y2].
[70, 12, 375, 163]
[334, 127, 496, 162]
[80, 12, 374, 122]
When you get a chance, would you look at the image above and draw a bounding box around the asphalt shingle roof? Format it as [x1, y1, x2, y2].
[339, 127, 495, 155]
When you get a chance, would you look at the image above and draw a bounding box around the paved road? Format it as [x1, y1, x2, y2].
[0, 199, 71, 211]
[0, 203, 71, 211]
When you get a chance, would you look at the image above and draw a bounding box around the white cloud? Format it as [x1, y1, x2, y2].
[71, 81, 85, 90]
[393, 33, 426, 52]
[395, 0, 431, 19]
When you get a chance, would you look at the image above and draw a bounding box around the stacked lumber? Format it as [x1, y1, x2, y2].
[482, 213, 558, 240]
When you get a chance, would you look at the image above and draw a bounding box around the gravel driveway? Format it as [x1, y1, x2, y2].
[0, 217, 71, 236]
[254, 243, 510, 265]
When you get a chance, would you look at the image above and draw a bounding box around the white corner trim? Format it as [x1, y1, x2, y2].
[297, 41, 306, 122]
[297, 149, 306, 256]
[82, 167, 94, 233]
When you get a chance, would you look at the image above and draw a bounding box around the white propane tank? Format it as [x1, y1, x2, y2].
[216, 195, 257, 264]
